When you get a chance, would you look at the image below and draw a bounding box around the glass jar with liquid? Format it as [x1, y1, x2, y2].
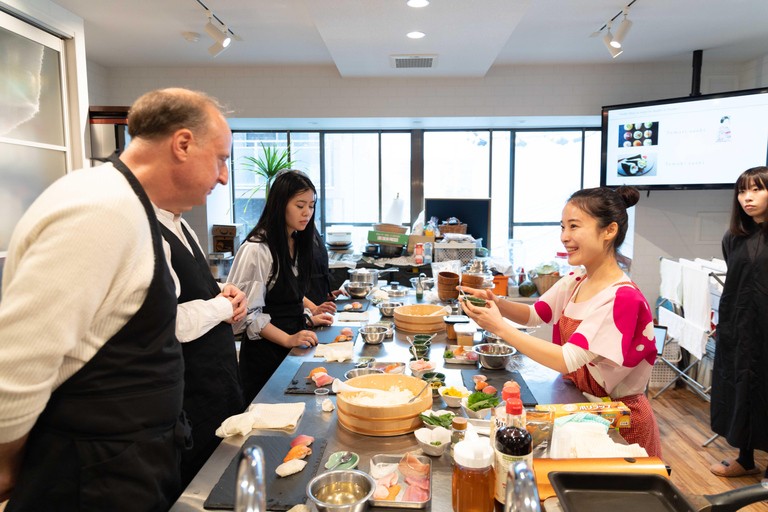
[452, 434, 495, 512]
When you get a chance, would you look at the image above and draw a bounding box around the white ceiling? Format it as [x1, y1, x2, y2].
[54, 0, 768, 76]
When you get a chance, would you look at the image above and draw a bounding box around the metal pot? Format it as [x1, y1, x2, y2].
[347, 267, 396, 287]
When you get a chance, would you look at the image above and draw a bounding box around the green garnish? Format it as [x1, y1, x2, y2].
[419, 411, 455, 428]
[430, 441, 442, 446]
[466, 391, 500, 412]
[444, 350, 454, 358]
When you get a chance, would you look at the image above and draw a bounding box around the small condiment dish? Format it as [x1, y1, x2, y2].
[414, 426, 451, 457]
[324, 451, 360, 470]
[438, 385, 470, 408]
[461, 396, 494, 419]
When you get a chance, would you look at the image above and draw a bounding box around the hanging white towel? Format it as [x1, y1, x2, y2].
[681, 265, 711, 331]
[660, 258, 682, 305]
[659, 308, 708, 360]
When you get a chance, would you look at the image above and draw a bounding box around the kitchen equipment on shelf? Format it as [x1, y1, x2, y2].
[306, 469, 376, 512]
[393, 304, 448, 332]
[335, 374, 432, 436]
[376, 243, 404, 257]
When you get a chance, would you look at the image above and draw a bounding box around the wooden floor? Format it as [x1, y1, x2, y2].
[651, 386, 768, 511]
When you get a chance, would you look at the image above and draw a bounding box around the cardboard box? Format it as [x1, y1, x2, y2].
[534, 401, 631, 428]
[212, 224, 240, 237]
[407, 235, 435, 253]
[367, 230, 409, 246]
[213, 236, 235, 253]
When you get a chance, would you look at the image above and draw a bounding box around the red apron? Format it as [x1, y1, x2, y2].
[558, 282, 663, 459]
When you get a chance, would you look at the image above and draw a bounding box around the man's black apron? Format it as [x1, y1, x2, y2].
[307, 227, 332, 305]
[239, 258, 304, 404]
[159, 223, 244, 488]
[7, 154, 188, 512]
[711, 228, 768, 452]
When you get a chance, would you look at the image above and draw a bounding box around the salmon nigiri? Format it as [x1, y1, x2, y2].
[305, 367, 328, 379]
[284, 444, 312, 463]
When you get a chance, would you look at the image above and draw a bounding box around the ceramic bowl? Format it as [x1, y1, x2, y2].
[461, 396, 495, 419]
[438, 385, 471, 408]
[414, 427, 451, 456]
[420, 372, 446, 397]
[409, 360, 436, 379]
[324, 451, 360, 470]
[420, 409, 456, 430]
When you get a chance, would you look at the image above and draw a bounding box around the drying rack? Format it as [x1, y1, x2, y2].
[653, 258, 726, 447]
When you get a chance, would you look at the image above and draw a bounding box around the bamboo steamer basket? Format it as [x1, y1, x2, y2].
[336, 374, 433, 436]
[393, 304, 448, 332]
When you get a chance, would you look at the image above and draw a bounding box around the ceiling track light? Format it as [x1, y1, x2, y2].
[204, 10, 231, 47]
[602, 21, 623, 58]
[611, 6, 633, 48]
[194, 0, 242, 57]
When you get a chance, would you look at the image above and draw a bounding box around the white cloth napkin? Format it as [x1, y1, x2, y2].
[337, 311, 370, 322]
[659, 308, 707, 360]
[681, 265, 711, 331]
[315, 341, 354, 362]
[215, 402, 306, 438]
[659, 258, 682, 305]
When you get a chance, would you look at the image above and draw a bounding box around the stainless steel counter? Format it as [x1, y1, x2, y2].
[170, 293, 583, 511]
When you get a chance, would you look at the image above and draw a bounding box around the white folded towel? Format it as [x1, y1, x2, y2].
[681, 265, 711, 331]
[215, 402, 306, 438]
[315, 341, 354, 362]
[659, 308, 707, 360]
[659, 259, 682, 305]
[337, 311, 370, 322]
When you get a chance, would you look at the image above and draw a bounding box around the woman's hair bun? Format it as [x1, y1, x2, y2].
[615, 185, 640, 209]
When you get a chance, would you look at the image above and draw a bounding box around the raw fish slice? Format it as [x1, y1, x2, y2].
[305, 367, 327, 379]
[275, 459, 307, 477]
[472, 374, 487, 383]
[283, 445, 312, 462]
[373, 484, 389, 500]
[404, 474, 429, 491]
[384, 485, 401, 501]
[376, 471, 398, 488]
[340, 327, 354, 336]
[290, 435, 314, 448]
[398, 452, 430, 477]
[313, 373, 334, 386]
[402, 484, 429, 502]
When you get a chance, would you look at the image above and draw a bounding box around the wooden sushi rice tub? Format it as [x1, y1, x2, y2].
[393, 304, 448, 333]
[336, 374, 433, 436]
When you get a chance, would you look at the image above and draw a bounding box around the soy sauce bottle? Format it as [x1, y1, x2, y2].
[493, 399, 531, 509]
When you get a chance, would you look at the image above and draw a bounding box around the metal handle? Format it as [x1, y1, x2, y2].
[504, 461, 541, 512]
[235, 445, 266, 512]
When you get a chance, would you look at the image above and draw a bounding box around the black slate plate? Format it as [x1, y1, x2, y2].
[461, 370, 538, 407]
[204, 435, 327, 510]
[313, 325, 356, 344]
[285, 361, 359, 395]
[334, 297, 371, 312]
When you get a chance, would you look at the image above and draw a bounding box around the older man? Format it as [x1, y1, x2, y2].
[0, 88, 234, 511]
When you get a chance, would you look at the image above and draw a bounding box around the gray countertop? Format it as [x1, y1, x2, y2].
[170, 293, 583, 511]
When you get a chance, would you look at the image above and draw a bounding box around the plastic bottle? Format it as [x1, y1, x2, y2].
[555, 251, 572, 276]
[423, 242, 433, 264]
[452, 431, 495, 512]
[494, 399, 532, 507]
[490, 387, 521, 442]
[415, 243, 424, 265]
[450, 417, 468, 461]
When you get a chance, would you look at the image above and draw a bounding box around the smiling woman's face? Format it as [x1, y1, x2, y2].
[560, 202, 614, 268]
[285, 188, 315, 233]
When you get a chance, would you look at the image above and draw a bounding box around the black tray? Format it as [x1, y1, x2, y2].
[334, 297, 371, 312]
[313, 325, 357, 344]
[204, 435, 327, 510]
[284, 361, 359, 395]
[461, 369, 538, 407]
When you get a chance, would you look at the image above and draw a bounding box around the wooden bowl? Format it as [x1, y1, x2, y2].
[437, 271, 460, 285]
[393, 304, 448, 332]
[336, 374, 433, 436]
[461, 274, 485, 287]
[437, 287, 460, 300]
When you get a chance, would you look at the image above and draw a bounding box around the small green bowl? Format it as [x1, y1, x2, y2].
[421, 372, 446, 397]
[324, 451, 360, 470]
[463, 296, 488, 307]
[414, 334, 434, 342]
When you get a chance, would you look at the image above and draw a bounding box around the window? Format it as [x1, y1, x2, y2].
[424, 131, 490, 199]
[323, 133, 379, 224]
[1, 13, 69, 256]
[490, 131, 511, 256]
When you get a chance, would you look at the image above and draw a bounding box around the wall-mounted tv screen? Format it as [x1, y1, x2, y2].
[601, 87, 768, 190]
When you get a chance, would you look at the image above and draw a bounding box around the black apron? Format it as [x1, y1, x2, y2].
[711, 229, 768, 452]
[159, 222, 244, 488]
[307, 227, 332, 305]
[7, 154, 187, 512]
[239, 256, 304, 404]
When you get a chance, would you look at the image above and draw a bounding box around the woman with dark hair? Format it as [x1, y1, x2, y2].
[228, 170, 333, 402]
[462, 186, 662, 458]
[709, 166, 768, 482]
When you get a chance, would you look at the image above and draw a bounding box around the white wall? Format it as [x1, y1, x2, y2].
[87, 56, 767, 304]
[87, 59, 109, 106]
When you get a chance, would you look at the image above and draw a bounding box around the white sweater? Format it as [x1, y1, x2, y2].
[0, 163, 155, 443]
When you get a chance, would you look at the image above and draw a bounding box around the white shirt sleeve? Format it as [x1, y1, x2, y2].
[154, 207, 234, 343]
[562, 343, 599, 373]
[227, 241, 273, 339]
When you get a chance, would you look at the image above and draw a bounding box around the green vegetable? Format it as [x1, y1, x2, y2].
[430, 441, 442, 446]
[419, 411, 455, 428]
[466, 391, 500, 412]
[444, 350, 454, 359]
[519, 280, 537, 297]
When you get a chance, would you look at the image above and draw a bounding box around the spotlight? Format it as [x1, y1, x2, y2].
[407, 0, 429, 6]
[611, 7, 633, 48]
[602, 21, 622, 58]
[204, 10, 231, 48]
[208, 42, 227, 58]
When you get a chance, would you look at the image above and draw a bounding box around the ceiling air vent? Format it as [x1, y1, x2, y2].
[389, 54, 438, 69]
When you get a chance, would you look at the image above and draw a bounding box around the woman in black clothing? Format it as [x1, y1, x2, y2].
[228, 170, 333, 403]
[710, 166, 768, 483]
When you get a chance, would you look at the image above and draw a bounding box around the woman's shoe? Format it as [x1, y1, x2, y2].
[710, 458, 761, 477]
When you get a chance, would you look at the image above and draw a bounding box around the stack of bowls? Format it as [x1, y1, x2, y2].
[409, 334, 432, 359]
[437, 271, 460, 300]
[460, 273, 485, 289]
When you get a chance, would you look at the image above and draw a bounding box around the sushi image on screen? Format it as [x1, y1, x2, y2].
[618, 122, 659, 148]
[617, 152, 657, 178]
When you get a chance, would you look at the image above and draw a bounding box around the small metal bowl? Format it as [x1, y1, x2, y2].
[306, 469, 376, 512]
[359, 325, 388, 345]
[409, 277, 435, 291]
[473, 343, 515, 370]
[378, 301, 403, 317]
[482, 330, 504, 343]
[344, 368, 385, 380]
[346, 281, 374, 298]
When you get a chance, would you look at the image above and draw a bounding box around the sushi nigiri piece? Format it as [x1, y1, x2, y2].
[305, 367, 328, 379]
[351, 302, 363, 310]
[483, 386, 497, 395]
[472, 375, 487, 384]
[290, 435, 315, 448]
[284, 444, 312, 463]
[275, 459, 307, 477]
[312, 373, 334, 387]
[340, 327, 354, 336]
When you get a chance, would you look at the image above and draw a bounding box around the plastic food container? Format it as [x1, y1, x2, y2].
[454, 323, 476, 347]
[443, 315, 470, 340]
